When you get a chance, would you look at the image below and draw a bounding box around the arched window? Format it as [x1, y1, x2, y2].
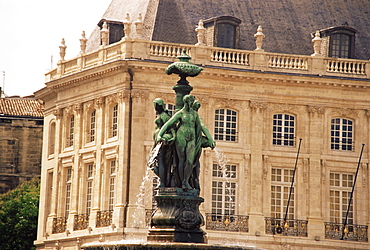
[214, 109, 238, 142]
[318, 26, 356, 59]
[272, 114, 295, 146]
[331, 118, 353, 151]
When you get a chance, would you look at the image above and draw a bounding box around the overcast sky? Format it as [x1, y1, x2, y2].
[0, 0, 111, 97]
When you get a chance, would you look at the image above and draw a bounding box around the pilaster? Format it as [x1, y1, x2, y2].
[248, 101, 268, 232]
[307, 105, 326, 239]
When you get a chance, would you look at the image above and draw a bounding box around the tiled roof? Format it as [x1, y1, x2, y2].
[0, 97, 44, 118]
[86, 0, 370, 60]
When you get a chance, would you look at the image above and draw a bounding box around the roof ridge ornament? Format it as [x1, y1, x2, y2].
[254, 25, 265, 51]
[59, 38, 67, 61]
[80, 31, 87, 54]
[100, 22, 109, 46]
[122, 13, 132, 39]
[195, 20, 206, 46]
[311, 30, 323, 57]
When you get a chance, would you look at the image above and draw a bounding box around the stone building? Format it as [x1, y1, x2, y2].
[0, 96, 43, 193]
[35, 0, 370, 249]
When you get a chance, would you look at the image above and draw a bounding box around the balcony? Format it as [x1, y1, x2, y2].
[205, 214, 249, 232]
[324, 222, 368, 242]
[46, 38, 370, 84]
[96, 210, 113, 228]
[265, 217, 308, 237]
[73, 213, 89, 231]
[52, 216, 67, 234]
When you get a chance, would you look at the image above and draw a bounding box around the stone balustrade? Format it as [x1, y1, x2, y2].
[46, 38, 370, 82]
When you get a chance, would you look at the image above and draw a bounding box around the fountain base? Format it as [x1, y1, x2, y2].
[148, 188, 205, 243]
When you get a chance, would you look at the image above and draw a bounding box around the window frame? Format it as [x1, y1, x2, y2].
[271, 168, 295, 220]
[65, 115, 75, 148]
[203, 16, 241, 49]
[329, 172, 354, 224]
[214, 108, 238, 142]
[272, 113, 296, 147]
[48, 121, 56, 156]
[319, 26, 356, 59]
[330, 118, 354, 151]
[211, 163, 238, 219]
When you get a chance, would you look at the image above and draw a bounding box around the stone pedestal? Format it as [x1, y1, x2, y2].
[148, 188, 205, 243]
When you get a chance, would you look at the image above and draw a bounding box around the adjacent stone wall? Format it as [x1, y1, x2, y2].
[0, 117, 43, 193]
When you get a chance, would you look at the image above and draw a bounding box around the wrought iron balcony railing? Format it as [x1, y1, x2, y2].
[73, 213, 89, 231]
[96, 210, 113, 228]
[52, 216, 67, 234]
[205, 214, 249, 232]
[265, 217, 308, 237]
[145, 209, 154, 227]
[324, 222, 368, 242]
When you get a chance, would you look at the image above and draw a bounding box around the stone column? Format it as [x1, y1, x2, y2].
[125, 89, 149, 236]
[112, 91, 129, 229]
[248, 101, 268, 233]
[90, 98, 105, 230]
[46, 109, 62, 235]
[307, 105, 326, 239]
[68, 104, 82, 232]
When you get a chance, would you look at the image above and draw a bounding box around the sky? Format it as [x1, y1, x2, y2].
[0, 0, 112, 97]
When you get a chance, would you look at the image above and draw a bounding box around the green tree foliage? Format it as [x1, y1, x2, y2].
[0, 178, 40, 250]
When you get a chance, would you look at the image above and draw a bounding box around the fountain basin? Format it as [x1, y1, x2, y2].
[81, 241, 263, 250]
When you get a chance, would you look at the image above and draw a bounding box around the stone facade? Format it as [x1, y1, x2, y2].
[34, 1, 370, 249]
[0, 97, 43, 193]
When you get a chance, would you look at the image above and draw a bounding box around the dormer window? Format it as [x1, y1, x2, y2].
[318, 26, 356, 59]
[203, 16, 241, 49]
[98, 19, 124, 45]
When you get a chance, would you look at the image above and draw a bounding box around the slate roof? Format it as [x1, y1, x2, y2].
[86, 0, 370, 60]
[0, 97, 44, 118]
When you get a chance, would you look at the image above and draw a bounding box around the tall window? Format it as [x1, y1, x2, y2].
[88, 110, 96, 143]
[67, 115, 75, 147]
[111, 105, 118, 138]
[271, 168, 294, 219]
[212, 164, 237, 219]
[214, 109, 237, 142]
[108, 160, 116, 211]
[86, 164, 94, 215]
[65, 167, 72, 217]
[48, 122, 56, 155]
[331, 118, 353, 151]
[217, 23, 236, 48]
[273, 114, 295, 146]
[330, 173, 354, 224]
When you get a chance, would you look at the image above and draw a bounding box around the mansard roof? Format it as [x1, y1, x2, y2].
[0, 97, 44, 118]
[86, 0, 370, 60]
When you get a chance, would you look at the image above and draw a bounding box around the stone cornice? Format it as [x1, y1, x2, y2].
[47, 64, 124, 92]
